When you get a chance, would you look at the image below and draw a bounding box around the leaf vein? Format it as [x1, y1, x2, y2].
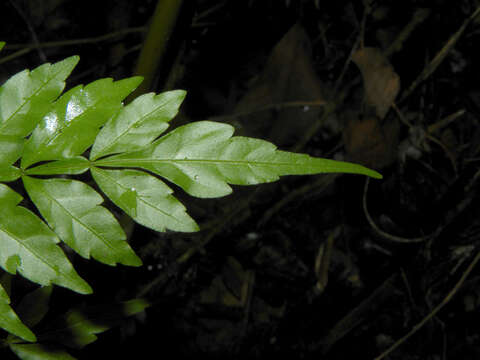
[40, 187, 120, 254]
[0, 64, 67, 132]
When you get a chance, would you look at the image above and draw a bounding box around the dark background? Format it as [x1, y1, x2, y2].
[1, 1, 480, 359]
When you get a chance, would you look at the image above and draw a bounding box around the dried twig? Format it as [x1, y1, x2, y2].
[400, 6, 480, 102]
[363, 178, 442, 243]
[7, 0, 47, 62]
[392, 103, 461, 174]
[4, 27, 146, 50]
[1, 28, 146, 66]
[374, 250, 480, 360]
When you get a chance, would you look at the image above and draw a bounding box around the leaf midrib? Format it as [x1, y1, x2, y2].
[0, 222, 70, 283]
[94, 169, 186, 228]
[92, 96, 176, 159]
[0, 65, 65, 134]
[94, 158, 305, 167]
[38, 184, 121, 255]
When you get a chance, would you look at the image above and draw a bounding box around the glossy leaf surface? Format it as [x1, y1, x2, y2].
[0, 57, 78, 137]
[21, 77, 142, 168]
[0, 184, 91, 294]
[23, 177, 141, 266]
[95, 121, 382, 198]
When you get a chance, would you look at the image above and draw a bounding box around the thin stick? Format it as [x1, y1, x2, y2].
[1, 27, 146, 66]
[177, 191, 257, 264]
[4, 27, 146, 50]
[374, 250, 480, 360]
[392, 103, 459, 174]
[258, 174, 338, 227]
[7, 0, 47, 62]
[363, 178, 441, 243]
[0, 48, 32, 66]
[400, 6, 480, 102]
[384, 8, 430, 57]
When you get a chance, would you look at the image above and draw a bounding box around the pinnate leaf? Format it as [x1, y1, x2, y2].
[0, 283, 36, 342]
[95, 121, 382, 198]
[23, 177, 141, 267]
[90, 90, 185, 160]
[0, 184, 91, 294]
[21, 77, 142, 168]
[0, 54, 384, 350]
[91, 168, 199, 232]
[0, 56, 79, 137]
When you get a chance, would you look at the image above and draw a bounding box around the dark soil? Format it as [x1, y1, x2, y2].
[1, 1, 480, 359]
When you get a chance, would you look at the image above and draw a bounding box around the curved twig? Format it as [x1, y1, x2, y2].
[363, 178, 441, 243]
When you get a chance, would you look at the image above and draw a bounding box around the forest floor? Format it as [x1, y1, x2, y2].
[2, 1, 480, 359]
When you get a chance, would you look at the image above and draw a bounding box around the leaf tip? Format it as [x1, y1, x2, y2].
[126, 254, 143, 267]
[369, 170, 383, 179]
[75, 281, 93, 295]
[173, 89, 187, 100]
[61, 55, 80, 70]
[22, 329, 37, 343]
[129, 76, 144, 89]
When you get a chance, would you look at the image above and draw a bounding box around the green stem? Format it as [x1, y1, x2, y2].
[128, 0, 184, 101]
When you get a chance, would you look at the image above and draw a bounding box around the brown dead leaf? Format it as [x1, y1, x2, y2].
[232, 24, 326, 146]
[343, 114, 399, 169]
[352, 47, 400, 119]
[343, 48, 401, 169]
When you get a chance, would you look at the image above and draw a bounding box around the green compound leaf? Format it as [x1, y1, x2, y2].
[38, 299, 150, 349]
[21, 77, 142, 168]
[91, 168, 199, 232]
[0, 184, 91, 294]
[0, 283, 36, 343]
[10, 344, 76, 360]
[0, 53, 384, 349]
[90, 90, 186, 161]
[23, 177, 141, 267]
[95, 121, 382, 198]
[0, 56, 79, 137]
